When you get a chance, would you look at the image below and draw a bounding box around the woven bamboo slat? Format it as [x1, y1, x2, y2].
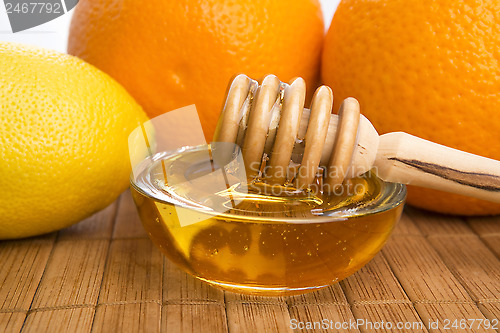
[0, 190, 498, 333]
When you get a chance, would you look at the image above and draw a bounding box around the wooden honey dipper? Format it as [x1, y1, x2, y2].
[213, 74, 500, 203]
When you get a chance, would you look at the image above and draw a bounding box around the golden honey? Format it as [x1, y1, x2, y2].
[130, 145, 405, 295]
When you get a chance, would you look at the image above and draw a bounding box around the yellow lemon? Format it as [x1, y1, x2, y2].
[0, 42, 148, 239]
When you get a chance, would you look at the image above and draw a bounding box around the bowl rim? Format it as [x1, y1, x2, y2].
[130, 145, 407, 224]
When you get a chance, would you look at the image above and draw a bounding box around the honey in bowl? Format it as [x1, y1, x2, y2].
[129, 73, 500, 296]
[130, 145, 405, 296]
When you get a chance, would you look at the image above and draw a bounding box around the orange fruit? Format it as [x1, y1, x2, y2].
[68, 0, 324, 140]
[322, 0, 500, 215]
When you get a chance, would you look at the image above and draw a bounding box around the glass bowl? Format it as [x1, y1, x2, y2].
[130, 145, 406, 296]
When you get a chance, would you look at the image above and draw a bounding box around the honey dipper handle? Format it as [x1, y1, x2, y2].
[374, 132, 500, 203]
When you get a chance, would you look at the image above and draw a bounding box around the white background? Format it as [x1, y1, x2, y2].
[0, 0, 340, 52]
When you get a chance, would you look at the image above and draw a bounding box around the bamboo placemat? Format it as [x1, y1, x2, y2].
[1, 190, 499, 333]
